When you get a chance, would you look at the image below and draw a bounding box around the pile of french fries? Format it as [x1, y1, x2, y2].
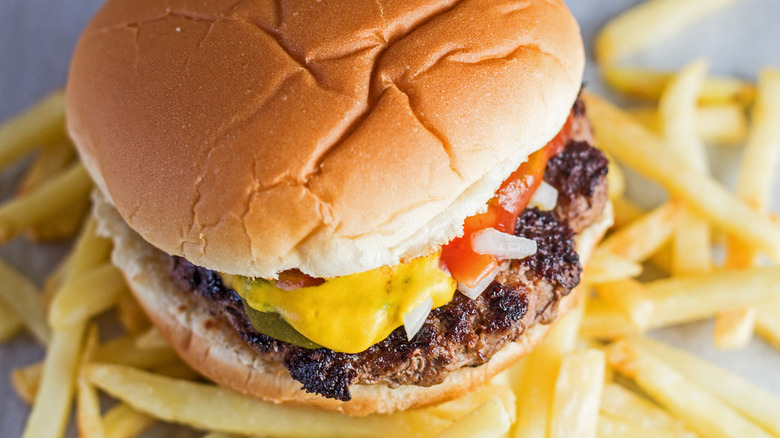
[3, 0, 780, 436]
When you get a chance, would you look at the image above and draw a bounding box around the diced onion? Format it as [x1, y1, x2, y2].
[403, 296, 433, 341]
[529, 180, 559, 211]
[457, 267, 499, 300]
[471, 228, 538, 260]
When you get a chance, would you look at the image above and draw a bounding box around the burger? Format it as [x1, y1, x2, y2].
[65, 0, 612, 415]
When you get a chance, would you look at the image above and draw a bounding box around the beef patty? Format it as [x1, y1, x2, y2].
[170, 100, 608, 401]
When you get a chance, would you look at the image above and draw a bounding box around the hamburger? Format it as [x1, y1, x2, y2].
[65, 0, 612, 415]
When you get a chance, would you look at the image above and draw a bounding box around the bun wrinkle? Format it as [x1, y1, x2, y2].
[69, 0, 584, 277]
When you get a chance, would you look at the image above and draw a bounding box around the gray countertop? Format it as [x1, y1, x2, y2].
[2, 0, 780, 436]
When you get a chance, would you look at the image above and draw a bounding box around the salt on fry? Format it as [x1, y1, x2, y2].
[0, 90, 66, 172]
[602, 67, 754, 106]
[583, 91, 780, 262]
[635, 336, 780, 436]
[607, 338, 773, 438]
[0, 258, 50, 345]
[548, 349, 605, 438]
[0, 162, 92, 242]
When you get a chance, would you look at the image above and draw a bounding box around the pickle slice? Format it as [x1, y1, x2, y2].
[240, 298, 321, 349]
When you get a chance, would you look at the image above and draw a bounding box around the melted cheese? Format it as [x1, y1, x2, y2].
[224, 254, 456, 353]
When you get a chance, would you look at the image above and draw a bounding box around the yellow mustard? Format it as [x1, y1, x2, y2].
[224, 254, 456, 353]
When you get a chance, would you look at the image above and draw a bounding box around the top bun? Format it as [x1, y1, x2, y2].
[66, 0, 584, 278]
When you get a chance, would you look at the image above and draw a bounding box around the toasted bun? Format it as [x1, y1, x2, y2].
[68, 0, 585, 278]
[94, 190, 611, 416]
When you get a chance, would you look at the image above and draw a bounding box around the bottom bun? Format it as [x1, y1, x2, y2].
[95, 191, 612, 416]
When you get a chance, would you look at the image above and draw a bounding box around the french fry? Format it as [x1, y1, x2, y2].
[151, 361, 202, 381]
[77, 325, 105, 438]
[600, 383, 694, 435]
[605, 153, 626, 200]
[607, 338, 772, 438]
[594, 279, 653, 331]
[433, 397, 511, 438]
[583, 91, 780, 262]
[580, 298, 637, 341]
[27, 194, 90, 242]
[716, 69, 780, 348]
[0, 90, 66, 172]
[0, 162, 92, 242]
[48, 263, 128, 329]
[10, 362, 43, 405]
[103, 404, 157, 438]
[658, 60, 712, 276]
[0, 258, 50, 345]
[426, 384, 516, 423]
[610, 197, 644, 229]
[512, 303, 582, 438]
[596, 201, 678, 263]
[602, 67, 755, 106]
[93, 334, 179, 370]
[645, 266, 780, 328]
[594, 0, 741, 65]
[17, 140, 75, 195]
[0, 296, 23, 341]
[548, 349, 605, 438]
[135, 327, 171, 351]
[584, 251, 642, 284]
[597, 413, 695, 438]
[630, 104, 748, 146]
[67, 216, 113, 277]
[201, 433, 242, 438]
[756, 301, 780, 351]
[116, 292, 151, 334]
[22, 321, 87, 438]
[635, 336, 780, 435]
[87, 363, 454, 437]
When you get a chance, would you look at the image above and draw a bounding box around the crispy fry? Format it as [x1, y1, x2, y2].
[87, 363, 454, 437]
[594, 279, 653, 331]
[548, 349, 605, 438]
[0, 90, 66, 172]
[48, 263, 128, 329]
[602, 67, 755, 106]
[77, 325, 105, 438]
[0, 295, 23, 341]
[580, 298, 637, 341]
[10, 362, 43, 405]
[630, 104, 748, 146]
[0, 162, 92, 242]
[596, 201, 678, 263]
[512, 303, 582, 438]
[645, 266, 780, 328]
[0, 258, 50, 345]
[103, 404, 157, 438]
[607, 339, 772, 438]
[433, 397, 511, 438]
[22, 322, 87, 438]
[583, 91, 780, 262]
[635, 336, 780, 436]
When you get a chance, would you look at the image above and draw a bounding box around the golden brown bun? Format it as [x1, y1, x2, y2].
[69, 0, 585, 278]
[94, 191, 612, 416]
